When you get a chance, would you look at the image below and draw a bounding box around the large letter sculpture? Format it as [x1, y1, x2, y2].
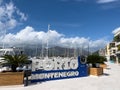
[31, 56, 88, 83]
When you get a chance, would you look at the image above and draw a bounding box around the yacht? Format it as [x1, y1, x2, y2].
[0, 47, 24, 61]
[0, 47, 24, 72]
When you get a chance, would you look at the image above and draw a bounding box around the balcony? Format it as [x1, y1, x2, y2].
[109, 42, 116, 49]
[116, 51, 120, 54]
[116, 42, 120, 46]
[110, 52, 116, 56]
[110, 47, 117, 50]
[114, 35, 120, 42]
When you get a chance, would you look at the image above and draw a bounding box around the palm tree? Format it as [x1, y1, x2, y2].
[2, 54, 29, 72]
[87, 54, 107, 67]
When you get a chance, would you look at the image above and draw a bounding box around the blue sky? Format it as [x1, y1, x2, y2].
[0, 0, 120, 51]
[12, 0, 120, 39]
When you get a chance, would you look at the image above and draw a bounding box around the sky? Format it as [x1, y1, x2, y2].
[0, 0, 120, 51]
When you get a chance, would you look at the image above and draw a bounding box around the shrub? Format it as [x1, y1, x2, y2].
[2, 55, 29, 72]
[87, 54, 107, 67]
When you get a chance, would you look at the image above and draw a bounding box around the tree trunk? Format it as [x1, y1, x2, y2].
[11, 65, 18, 72]
[92, 63, 97, 68]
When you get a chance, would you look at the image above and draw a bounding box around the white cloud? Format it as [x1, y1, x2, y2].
[0, 1, 27, 31]
[0, 21, 5, 30]
[89, 39, 108, 49]
[112, 27, 120, 34]
[16, 10, 27, 21]
[59, 37, 89, 48]
[0, 26, 63, 46]
[6, 19, 17, 29]
[5, 2, 15, 19]
[97, 0, 118, 4]
[0, 26, 109, 51]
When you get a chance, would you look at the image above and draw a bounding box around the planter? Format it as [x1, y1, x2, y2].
[0, 72, 24, 86]
[89, 67, 103, 76]
[100, 64, 107, 69]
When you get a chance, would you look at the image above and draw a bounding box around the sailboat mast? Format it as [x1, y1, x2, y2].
[2, 28, 6, 49]
[46, 24, 50, 58]
[41, 40, 44, 58]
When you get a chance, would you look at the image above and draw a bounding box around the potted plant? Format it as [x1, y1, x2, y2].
[2, 54, 29, 72]
[99, 56, 107, 69]
[87, 55, 105, 76]
[0, 54, 30, 86]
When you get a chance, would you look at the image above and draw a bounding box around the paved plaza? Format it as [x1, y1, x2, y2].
[0, 62, 120, 90]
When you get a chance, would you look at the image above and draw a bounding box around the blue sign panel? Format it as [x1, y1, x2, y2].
[31, 56, 88, 83]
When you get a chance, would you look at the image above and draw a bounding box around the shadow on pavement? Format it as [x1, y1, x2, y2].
[103, 73, 110, 76]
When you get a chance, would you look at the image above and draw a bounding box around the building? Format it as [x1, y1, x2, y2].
[113, 28, 120, 63]
[105, 43, 110, 61]
[105, 28, 120, 63]
[99, 48, 106, 56]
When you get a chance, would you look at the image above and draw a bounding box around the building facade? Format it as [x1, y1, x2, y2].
[105, 28, 120, 63]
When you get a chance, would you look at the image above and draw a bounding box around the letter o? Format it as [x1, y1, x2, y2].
[43, 60, 54, 71]
[70, 60, 78, 69]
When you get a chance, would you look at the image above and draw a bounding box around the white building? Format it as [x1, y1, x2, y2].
[107, 27, 120, 63]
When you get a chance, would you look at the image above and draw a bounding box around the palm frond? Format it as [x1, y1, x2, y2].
[1, 54, 29, 72]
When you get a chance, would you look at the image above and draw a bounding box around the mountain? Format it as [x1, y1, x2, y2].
[23, 45, 90, 57]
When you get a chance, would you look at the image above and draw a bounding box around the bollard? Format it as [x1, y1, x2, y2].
[24, 70, 31, 86]
[24, 70, 28, 86]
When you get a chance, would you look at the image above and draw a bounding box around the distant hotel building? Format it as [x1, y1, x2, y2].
[105, 28, 120, 63]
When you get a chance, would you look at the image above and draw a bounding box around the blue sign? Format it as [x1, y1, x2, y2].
[31, 56, 88, 83]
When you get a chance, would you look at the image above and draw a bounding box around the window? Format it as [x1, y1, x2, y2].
[113, 50, 116, 53]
